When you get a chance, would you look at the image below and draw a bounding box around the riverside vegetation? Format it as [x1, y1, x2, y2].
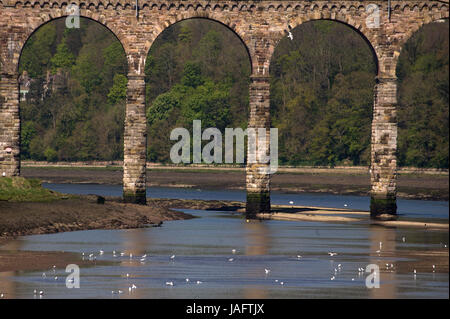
[13, 18, 449, 168]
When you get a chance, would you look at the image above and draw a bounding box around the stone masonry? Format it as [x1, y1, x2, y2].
[0, 1, 448, 217]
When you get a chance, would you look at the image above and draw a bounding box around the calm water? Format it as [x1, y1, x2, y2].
[0, 184, 448, 299]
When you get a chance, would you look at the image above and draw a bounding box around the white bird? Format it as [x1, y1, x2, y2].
[42, 273, 46, 279]
[328, 252, 337, 257]
[131, 284, 137, 289]
[196, 280, 202, 284]
[165, 281, 174, 286]
[289, 201, 294, 205]
[402, 237, 406, 242]
[344, 204, 348, 207]
[231, 249, 236, 254]
[2, 172, 6, 177]
[129, 253, 133, 260]
[287, 31, 293, 41]
[330, 276, 335, 280]
[141, 254, 147, 258]
[228, 258, 234, 262]
[275, 279, 278, 283]
[120, 252, 125, 256]
[296, 255, 302, 259]
[413, 269, 416, 274]
[280, 281, 284, 285]
[170, 255, 175, 260]
[185, 278, 190, 282]
[39, 291, 44, 296]
[264, 268, 271, 275]
[99, 250, 104, 255]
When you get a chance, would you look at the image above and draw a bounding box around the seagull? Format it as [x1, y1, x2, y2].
[264, 268, 271, 275]
[328, 252, 337, 257]
[402, 237, 406, 242]
[39, 291, 44, 296]
[186, 278, 190, 282]
[196, 281, 202, 285]
[289, 201, 294, 205]
[228, 258, 234, 262]
[280, 281, 284, 285]
[141, 254, 147, 259]
[170, 255, 175, 260]
[129, 253, 133, 260]
[296, 255, 302, 260]
[330, 276, 335, 280]
[165, 281, 174, 286]
[344, 204, 348, 207]
[287, 31, 293, 41]
[99, 250, 104, 255]
[231, 249, 236, 254]
[42, 273, 46, 279]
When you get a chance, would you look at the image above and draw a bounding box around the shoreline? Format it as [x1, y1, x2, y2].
[21, 166, 450, 201]
[1, 195, 448, 274]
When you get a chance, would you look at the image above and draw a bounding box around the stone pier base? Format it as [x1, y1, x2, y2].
[370, 195, 397, 218]
[246, 191, 271, 217]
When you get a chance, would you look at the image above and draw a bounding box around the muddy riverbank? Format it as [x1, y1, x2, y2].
[21, 167, 449, 201]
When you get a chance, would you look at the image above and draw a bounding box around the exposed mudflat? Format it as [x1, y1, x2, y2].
[22, 167, 449, 200]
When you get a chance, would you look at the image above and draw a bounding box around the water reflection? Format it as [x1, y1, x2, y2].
[0, 240, 24, 299]
[243, 220, 270, 298]
[368, 225, 397, 298]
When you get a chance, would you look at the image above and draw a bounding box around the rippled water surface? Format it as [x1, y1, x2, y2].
[0, 184, 448, 299]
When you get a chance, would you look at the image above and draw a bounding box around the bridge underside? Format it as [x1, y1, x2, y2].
[1, 1, 448, 218]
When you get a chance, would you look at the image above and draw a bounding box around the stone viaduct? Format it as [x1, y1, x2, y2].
[0, 0, 448, 217]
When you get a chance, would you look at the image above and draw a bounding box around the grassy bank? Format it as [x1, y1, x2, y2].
[0, 177, 67, 202]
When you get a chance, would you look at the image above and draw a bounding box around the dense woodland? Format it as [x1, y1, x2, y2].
[13, 17, 449, 168]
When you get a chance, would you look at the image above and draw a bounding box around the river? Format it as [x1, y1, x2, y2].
[0, 183, 448, 298]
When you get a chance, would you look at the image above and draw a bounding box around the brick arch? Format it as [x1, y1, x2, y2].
[146, 14, 253, 74]
[269, 17, 380, 76]
[14, 12, 128, 75]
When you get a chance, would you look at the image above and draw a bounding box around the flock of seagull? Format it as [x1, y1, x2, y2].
[21, 234, 442, 299]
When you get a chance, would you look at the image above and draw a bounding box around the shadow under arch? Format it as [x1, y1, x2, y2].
[147, 16, 253, 75]
[270, 18, 379, 77]
[16, 15, 128, 76]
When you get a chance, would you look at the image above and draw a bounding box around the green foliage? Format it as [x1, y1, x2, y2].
[19, 23, 57, 78]
[50, 40, 75, 72]
[108, 74, 127, 104]
[397, 21, 449, 168]
[16, 18, 448, 168]
[0, 177, 65, 202]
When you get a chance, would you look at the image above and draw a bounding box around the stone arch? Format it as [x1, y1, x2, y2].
[13, 12, 127, 75]
[270, 17, 380, 76]
[390, 14, 449, 77]
[147, 15, 253, 74]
